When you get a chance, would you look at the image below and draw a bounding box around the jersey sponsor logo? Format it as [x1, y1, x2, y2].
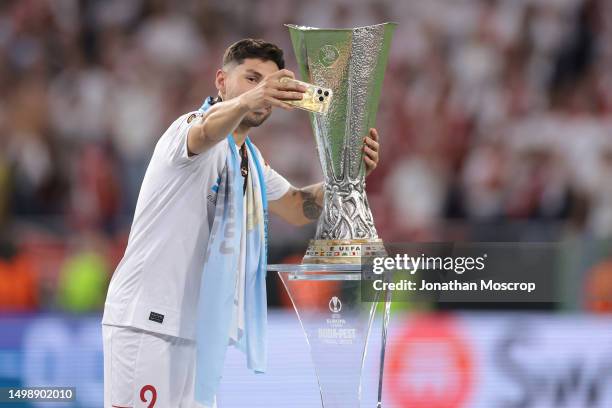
[148, 312, 164, 324]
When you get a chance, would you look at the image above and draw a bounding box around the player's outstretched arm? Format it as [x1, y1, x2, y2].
[186, 97, 250, 156]
[187, 69, 305, 156]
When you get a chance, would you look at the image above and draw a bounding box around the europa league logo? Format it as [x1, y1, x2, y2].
[329, 296, 342, 313]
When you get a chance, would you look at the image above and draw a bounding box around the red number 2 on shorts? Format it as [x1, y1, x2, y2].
[140, 385, 157, 408]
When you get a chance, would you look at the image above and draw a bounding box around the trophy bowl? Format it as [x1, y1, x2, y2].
[286, 23, 396, 264]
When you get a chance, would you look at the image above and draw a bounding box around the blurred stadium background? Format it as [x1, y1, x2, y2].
[1, 0, 612, 406]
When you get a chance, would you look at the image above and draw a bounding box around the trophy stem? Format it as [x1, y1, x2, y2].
[316, 180, 377, 241]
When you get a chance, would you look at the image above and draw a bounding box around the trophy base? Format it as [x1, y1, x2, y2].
[302, 239, 387, 264]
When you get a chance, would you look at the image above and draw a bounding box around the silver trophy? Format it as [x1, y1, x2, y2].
[268, 23, 397, 408]
[286, 23, 396, 264]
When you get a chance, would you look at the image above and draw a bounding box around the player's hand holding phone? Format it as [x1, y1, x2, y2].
[238, 69, 306, 112]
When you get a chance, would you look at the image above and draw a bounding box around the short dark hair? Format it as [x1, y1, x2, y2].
[222, 38, 285, 70]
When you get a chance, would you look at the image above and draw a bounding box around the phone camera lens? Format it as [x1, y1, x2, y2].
[319, 96, 324, 102]
[324, 91, 329, 96]
[317, 89, 322, 94]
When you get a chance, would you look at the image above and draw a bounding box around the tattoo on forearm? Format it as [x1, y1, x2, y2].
[302, 190, 322, 220]
[298, 189, 323, 220]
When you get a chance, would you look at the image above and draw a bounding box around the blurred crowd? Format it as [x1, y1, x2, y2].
[1, 0, 612, 311]
[376, 0, 612, 243]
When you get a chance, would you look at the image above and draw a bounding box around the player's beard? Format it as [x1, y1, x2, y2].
[240, 108, 271, 128]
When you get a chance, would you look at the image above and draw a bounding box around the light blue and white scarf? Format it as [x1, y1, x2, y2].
[194, 99, 269, 406]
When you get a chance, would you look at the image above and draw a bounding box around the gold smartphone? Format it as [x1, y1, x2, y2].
[280, 77, 333, 114]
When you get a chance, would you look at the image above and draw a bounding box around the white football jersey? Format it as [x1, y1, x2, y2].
[102, 112, 290, 340]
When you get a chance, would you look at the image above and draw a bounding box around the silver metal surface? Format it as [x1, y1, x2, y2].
[287, 23, 396, 242]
